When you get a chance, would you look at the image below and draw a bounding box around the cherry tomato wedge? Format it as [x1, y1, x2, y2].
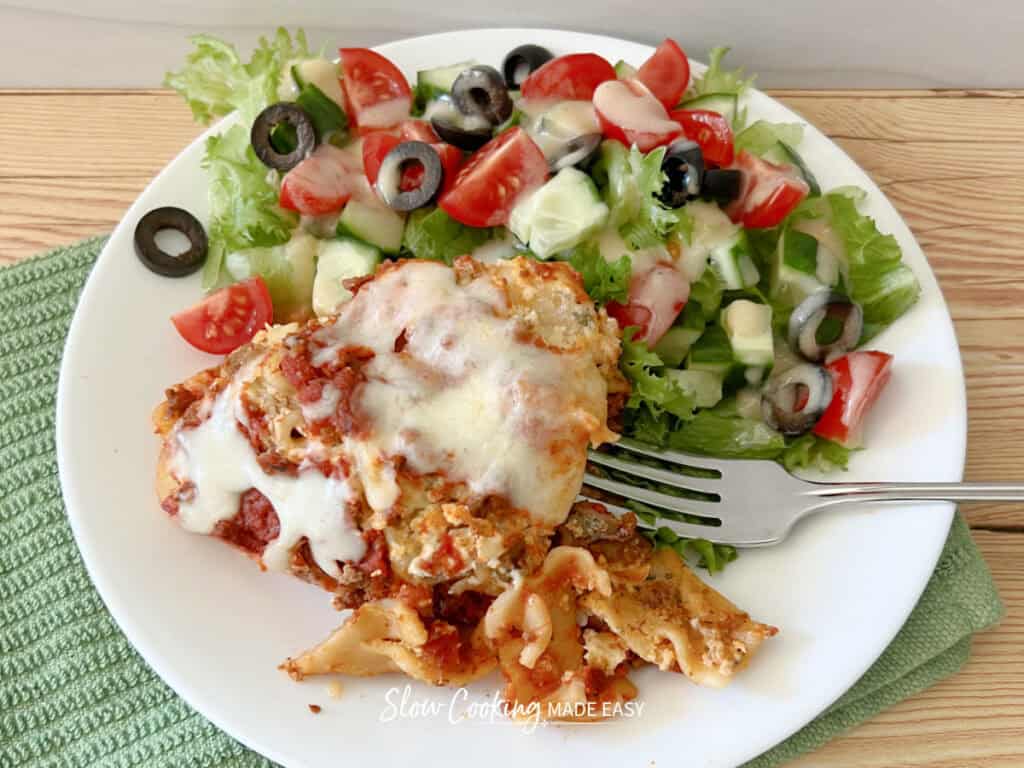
[279, 145, 356, 216]
[670, 108, 735, 166]
[439, 127, 548, 227]
[593, 79, 682, 153]
[171, 277, 273, 355]
[339, 48, 411, 130]
[521, 53, 616, 101]
[606, 263, 689, 345]
[726, 150, 810, 228]
[399, 120, 439, 143]
[637, 39, 691, 109]
[362, 133, 463, 195]
[814, 351, 893, 447]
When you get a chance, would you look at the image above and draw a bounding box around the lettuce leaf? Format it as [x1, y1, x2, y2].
[665, 399, 786, 458]
[201, 126, 297, 289]
[165, 28, 311, 124]
[781, 433, 851, 473]
[592, 141, 686, 250]
[688, 46, 755, 100]
[567, 240, 631, 304]
[620, 329, 696, 421]
[402, 207, 493, 264]
[734, 120, 805, 156]
[643, 527, 738, 574]
[825, 191, 921, 333]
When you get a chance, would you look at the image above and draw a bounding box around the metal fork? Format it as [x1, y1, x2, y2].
[581, 437, 1024, 547]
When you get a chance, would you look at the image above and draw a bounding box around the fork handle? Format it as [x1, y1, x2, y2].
[805, 482, 1024, 505]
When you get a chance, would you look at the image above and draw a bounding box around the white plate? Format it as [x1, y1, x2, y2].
[56, 28, 965, 768]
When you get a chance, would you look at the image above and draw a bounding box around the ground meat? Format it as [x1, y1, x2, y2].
[213, 488, 280, 555]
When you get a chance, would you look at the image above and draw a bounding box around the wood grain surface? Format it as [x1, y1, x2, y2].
[1, 89, 1021, 766]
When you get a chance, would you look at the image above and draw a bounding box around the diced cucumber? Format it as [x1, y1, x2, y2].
[419, 60, 476, 92]
[294, 81, 347, 138]
[414, 60, 477, 111]
[336, 200, 406, 254]
[679, 92, 739, 124]
[666, 369, 724, 408]
[290, 59, 346, 108]
[721, 299, 774, 366]
[677, 200, 742, 284]
[313, 238, 381, 317]
[614, 59, 638, 79]
[508, 167, 608, 259]
[761, 141, 821, 196]
[687, 325, 739, 380]
[770, 227, 840, 306]
[708, 229, 760, 290]
[224, 232, 318, 323]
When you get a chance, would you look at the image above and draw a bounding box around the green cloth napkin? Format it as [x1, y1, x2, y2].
[0, 238, 1004, 768]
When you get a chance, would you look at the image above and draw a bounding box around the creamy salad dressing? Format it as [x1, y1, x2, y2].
[167, 358, 366, 575]
[311, 261, 596, 526]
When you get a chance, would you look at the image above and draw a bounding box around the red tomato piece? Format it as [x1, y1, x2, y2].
[637, 39, 691, 109]
[726, 150, 810, 228]
[439, 127, 548, 227]
[606, 263, 689, 345]
[521, 53, 616, 101]
[339, 48, 412, 130]
[670, 108, 735, 166]
[171, 277, 273, 355]
[593, 79, 682, 152]
[279, 145, 356, 216]
[814, 351, 894, 447]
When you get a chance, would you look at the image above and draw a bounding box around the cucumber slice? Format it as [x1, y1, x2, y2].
[653, 326, 703, 367]
[313, 238, 381, 317]
[336, 200, 406, 254]
[680, 92, 739, 124]
[614, 59, 638, 79]
[708, 229, 759, 290]
[761, 141, 821, 196]
[721, 299, 774, 366]
[508, 167, 608, 259]
[666, 369, 724, 408]
[770, 227, 839, 306]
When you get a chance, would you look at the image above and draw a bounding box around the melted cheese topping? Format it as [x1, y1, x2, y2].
[168, 360, 365, 576]
[312, 261, 599, 526]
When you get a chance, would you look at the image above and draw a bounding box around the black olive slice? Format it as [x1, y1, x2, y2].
[761, 363, 834, 435]
[658, 139, 705, 208]
[451, 66, 513, 126]
[430, 117, 492, 151]
[788, 291, 864, 362]
[251, 103, 316, 171]
[549, 132, 602, 172]
[702, 168, 743, 204]
[134, 206, 208, 278]
[502, 45, 554, 89]
[376, 141, 443, 212]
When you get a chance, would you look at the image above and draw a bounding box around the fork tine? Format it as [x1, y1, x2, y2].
[586, 450, 724, 495]
[575, 494, 724, 540]
[614, 437, 727, 474]
[583, 472, 721, 513]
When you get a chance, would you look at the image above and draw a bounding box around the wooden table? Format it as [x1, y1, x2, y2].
[2, 89, 1022, 765]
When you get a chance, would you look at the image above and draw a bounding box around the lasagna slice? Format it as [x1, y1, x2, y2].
[153, 256, 775, 720]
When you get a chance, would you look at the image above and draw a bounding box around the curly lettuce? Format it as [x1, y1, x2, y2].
[402, 207, 493, 265]
[165, 28, 311, 124]
[592, 141, 688, 250]
[567, 240, 632, 304]
[620, 329, 696, 422]
[687, 46, 755, 99]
